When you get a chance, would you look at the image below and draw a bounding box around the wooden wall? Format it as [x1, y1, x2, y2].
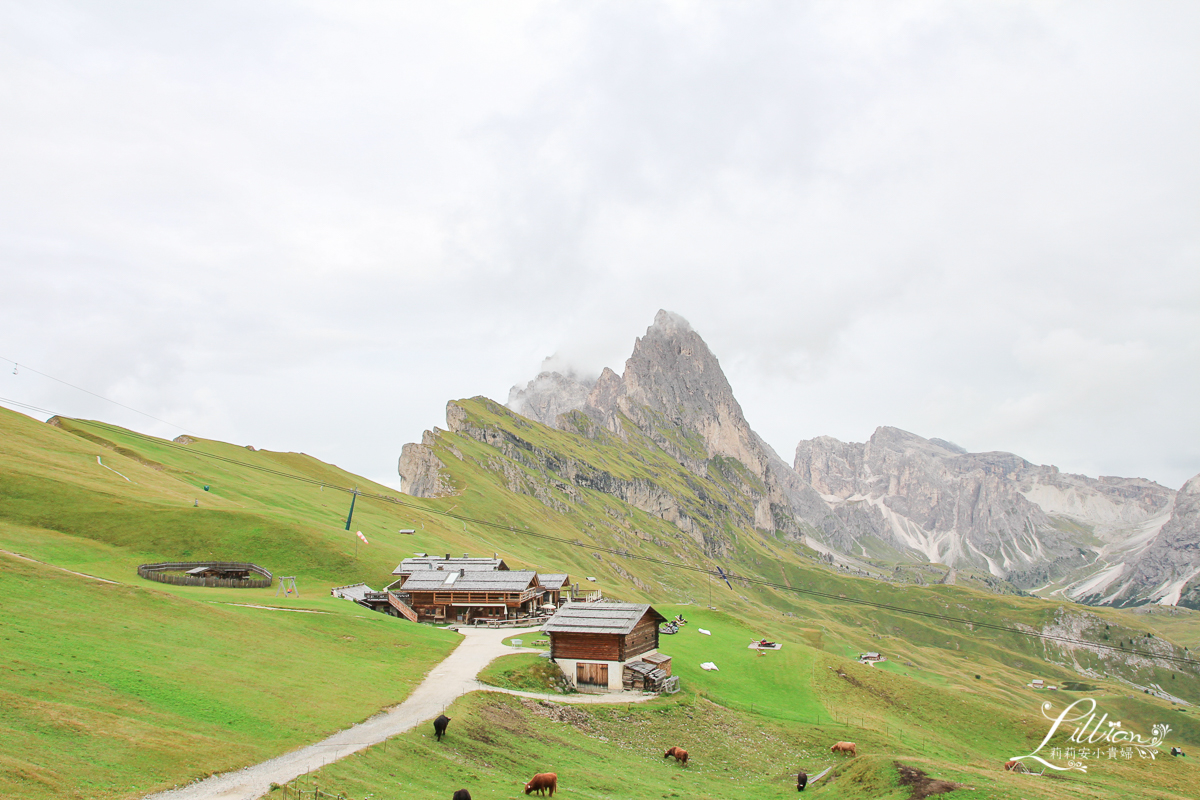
[620, 614, 659, 661]
[550, 632, 620, 661]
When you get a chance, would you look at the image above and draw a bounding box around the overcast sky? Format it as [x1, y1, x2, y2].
[2, 1, 1198, 492]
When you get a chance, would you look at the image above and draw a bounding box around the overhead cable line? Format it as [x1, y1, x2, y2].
[0, 356, 195, 433]
[3, 401, 1195, 668]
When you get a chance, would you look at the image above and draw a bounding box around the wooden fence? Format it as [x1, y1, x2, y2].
[138, 561, 273, 589]
[471, 614, 552, 628]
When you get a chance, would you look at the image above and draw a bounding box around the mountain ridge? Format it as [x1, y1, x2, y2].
[436, 310, 1195, 607]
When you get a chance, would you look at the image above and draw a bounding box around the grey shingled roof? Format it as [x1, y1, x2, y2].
[330, 583, 374, 602]
[541, 602, 663, 635]
[537, 573, 569, 590]
[401, 569, 540, 593]
[393, 556, 508, 576]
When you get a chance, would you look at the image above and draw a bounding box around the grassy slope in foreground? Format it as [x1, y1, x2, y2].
[271, 607, 1200, 800]
[0, 407, 461, 800]
[0, 545, 457, 800]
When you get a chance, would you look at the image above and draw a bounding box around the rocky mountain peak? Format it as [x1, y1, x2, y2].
[506, 369, 595, 428]
[617, 310, 740, 426]
[496, 310, 813, 537]
[505, 310, 752, 466]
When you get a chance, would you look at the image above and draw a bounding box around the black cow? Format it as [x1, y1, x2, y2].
[797, 771, 808, 791]
[434, 714, 451, 741]
[452, 791, 472, 800]
[1171, 747, 1185, 757]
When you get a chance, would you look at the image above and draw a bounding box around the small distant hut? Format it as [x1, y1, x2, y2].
[859, 652, 885, 663]
[137, 561, 272, 589]
[542, 602, 671, 693]
[187, 564, 251, 580]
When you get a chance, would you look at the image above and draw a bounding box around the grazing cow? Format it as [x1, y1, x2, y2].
[797, 771, 807, 791]
[1171, 747, 1186, 757]
[525, 773, 557, 796]
[433, 714, 451, 742]
[663, 746, 688, 765]
[452, 791, 471, 800]
[1004, 760, 1018, 771]
[830, 741, 857, 757]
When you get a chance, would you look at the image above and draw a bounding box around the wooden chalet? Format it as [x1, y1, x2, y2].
[392, 553, 509, 582]
[542, 603, 671, 693]
[399, 569, 542, 623]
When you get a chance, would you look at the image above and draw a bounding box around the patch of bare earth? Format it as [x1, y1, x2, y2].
[520, 699, 593, 731]
[895, 762, 961, 799]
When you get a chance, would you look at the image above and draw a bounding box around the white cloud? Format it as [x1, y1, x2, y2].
[0, 1, 1197, 490]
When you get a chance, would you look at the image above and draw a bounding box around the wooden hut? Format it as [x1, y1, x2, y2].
[542, 603, 669, 692]
[186, 565, 251, 580]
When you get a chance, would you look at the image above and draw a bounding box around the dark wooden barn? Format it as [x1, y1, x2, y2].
[541, 603, 670, 692]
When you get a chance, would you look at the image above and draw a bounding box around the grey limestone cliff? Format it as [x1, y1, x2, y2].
[792, 427, 1174, 589]
[1080, 473, 1200, 607]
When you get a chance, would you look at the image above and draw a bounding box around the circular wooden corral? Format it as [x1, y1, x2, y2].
[138, 561, 273, 589]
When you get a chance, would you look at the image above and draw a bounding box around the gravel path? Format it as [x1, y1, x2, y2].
[142, 625, 653, 800]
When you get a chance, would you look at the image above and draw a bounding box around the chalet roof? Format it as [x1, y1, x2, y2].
[330, 583, 374, 602]
[537, 573, 569, 590]
[401, 569, 540, 593]
[541, 602, 665, 635]
[392, 555, 509, 576]
[186, 565, 245, 576]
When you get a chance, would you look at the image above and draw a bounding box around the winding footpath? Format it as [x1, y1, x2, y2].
[144, 625, 654, 800]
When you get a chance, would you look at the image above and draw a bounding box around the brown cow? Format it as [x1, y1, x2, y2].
[663, 746, 688, 765]
[525, 773, 557, 796]
[1004, 760, 1018, 771]
[830, 741, 857, 757]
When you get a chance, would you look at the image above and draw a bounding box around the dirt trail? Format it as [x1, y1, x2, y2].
[142, 625, 652, 800]
[0, 548, 119, 584]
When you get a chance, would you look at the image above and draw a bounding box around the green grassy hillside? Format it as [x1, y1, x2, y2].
[3, 400, 1200, 799]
